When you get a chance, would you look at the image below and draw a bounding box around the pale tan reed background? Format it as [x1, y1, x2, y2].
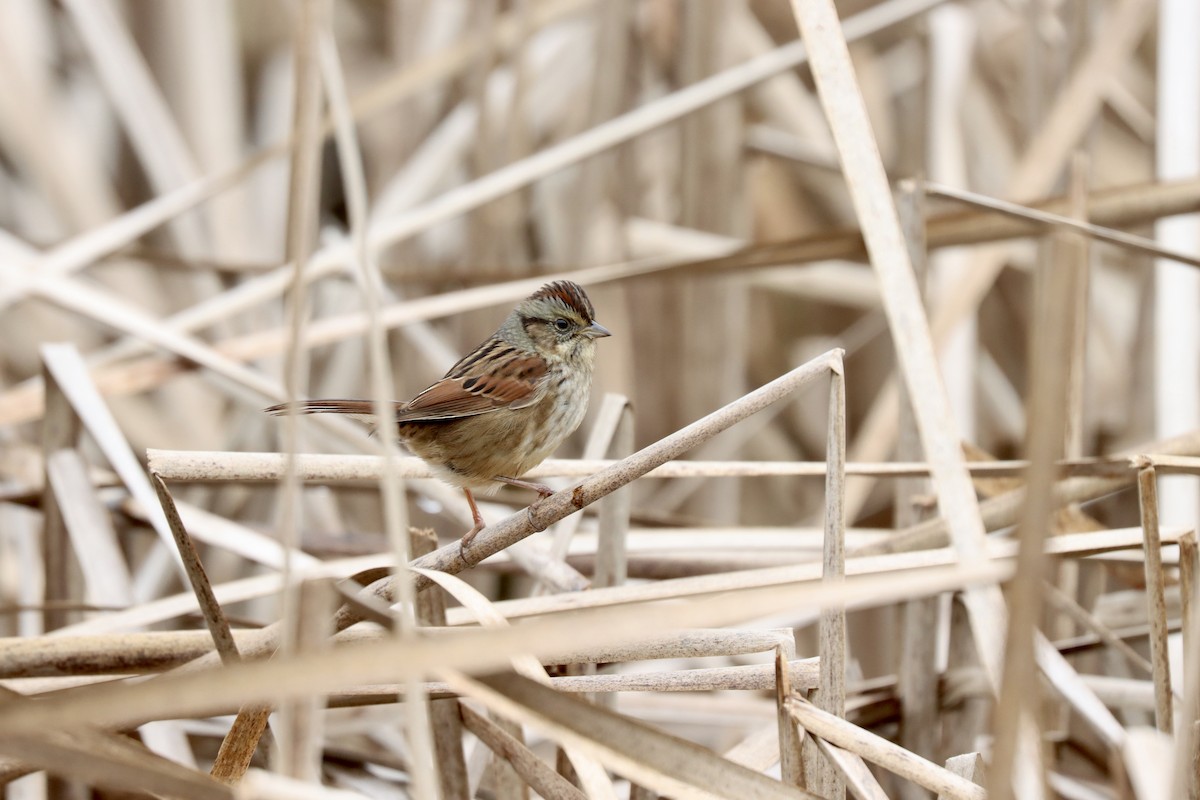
[0, 0, 1197, 798]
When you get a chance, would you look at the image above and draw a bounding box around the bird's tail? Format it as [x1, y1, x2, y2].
[264, 399, 390, 425]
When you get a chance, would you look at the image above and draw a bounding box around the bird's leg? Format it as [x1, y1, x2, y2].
[460, 488, 485, 552]
[495, 476, 555, 533]
[495, 475, 555, 500]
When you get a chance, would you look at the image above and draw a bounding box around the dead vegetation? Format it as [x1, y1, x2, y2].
[0, 0, 1197, 798]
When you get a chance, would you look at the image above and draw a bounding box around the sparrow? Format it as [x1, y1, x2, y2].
[267, 280, 610, 551]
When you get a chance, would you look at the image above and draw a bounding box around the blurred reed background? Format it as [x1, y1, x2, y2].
[0, 0, 1197, 798]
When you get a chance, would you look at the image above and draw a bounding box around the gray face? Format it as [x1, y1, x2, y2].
[520, 310, 592, 362]
[512, 283, 607, 360]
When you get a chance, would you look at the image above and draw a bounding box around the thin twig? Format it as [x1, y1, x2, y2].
[924, 180, 1200, 268]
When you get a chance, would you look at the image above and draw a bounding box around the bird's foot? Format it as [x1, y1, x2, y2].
[459, 520, 485, 559]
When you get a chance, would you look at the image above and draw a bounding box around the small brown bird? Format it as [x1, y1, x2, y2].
[266, 280, 610, 550]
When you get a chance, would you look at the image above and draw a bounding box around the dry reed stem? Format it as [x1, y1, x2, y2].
[318, 2, 414, 589]
[1134, 464, 1175, 733]
[145, 449, 1142, 482]
[233, 768, 371, 800]
[1125, 727, 1175, 799]
[592, 395, 635, 587]
[150, 475, 239, 666]
[693, 176, 1200, 276]
[938, 754, 986, 800]
[3, 174, 1197, 431]
[410, 567, 549, 685]
[458, 704, 587, 800]
[858, 428, 1200, 556]
[439, 527, 1180, 625]
[3, 665, 822, 712]
[1056, 158, 1094, 741]
[989, 149, 1087, 800]
[0, 727, 232, 800]
[45, 451, 132, 613]
[14, 525, 1164, 656]
[40, 345, 188, 575]
[1043, 582, 1154, 676]
[30, 274, 360, 425]
[277, 0, 325, 562]
[53, 553, 391, 638]
[1131, 454, 1200, 473]
[775, 648, 804, 786]
[503, 659, 821, 694]
[790, 0, 1005, 710]
[38, 436, 80, 632]
[121, 496, 320, 572]
[895, 180, 940, 790]
[448, 671, 822, 800]
[275, 5, 378, 787]
[276, 579, 337, 782]
[814, 738, 891, 800]
[540, 392, 631, 575]
[410, 530, 468, 800]
[0, 558, 1006, 735]
[1033, 634, 1126, 748]
[925, 180, 1200, 269]
[1182, 531, 1199, 680]
[812, 353, 847, 798]
[1082, 676, 1159, 711]
[445, 605, 617, 800]
[1170, 531, 1200, 799]
[0, 627, 796, 679]
[724, 723, 785, 774]
[316, 8, 438, 795]
[783, 698, 987, 800]
[38, 338, 275, 582]
[1155, 0, 1200, 538]
[210, 706, 272, 785]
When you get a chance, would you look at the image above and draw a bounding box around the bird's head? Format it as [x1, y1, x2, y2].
[507, 280, 611, 363]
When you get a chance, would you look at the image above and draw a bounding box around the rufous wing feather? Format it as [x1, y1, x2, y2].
[397, 352, 549, 422]
[263, 350, 549, 426]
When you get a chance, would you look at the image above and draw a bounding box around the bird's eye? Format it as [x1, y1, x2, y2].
[553, 318, 571, 332]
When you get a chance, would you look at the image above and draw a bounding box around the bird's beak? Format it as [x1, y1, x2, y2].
[584, 321, 612, 339]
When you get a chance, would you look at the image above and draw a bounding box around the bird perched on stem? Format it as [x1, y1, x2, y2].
[266, 280, 610, 552]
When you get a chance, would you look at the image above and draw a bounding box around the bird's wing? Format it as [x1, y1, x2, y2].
[396, 351, 549, 422]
